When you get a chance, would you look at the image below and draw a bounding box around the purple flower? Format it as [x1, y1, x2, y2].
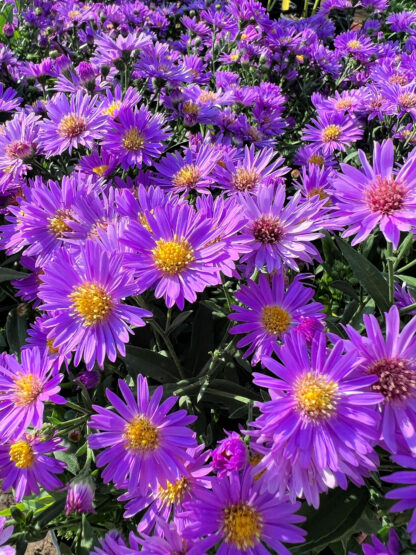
[0, 516, 15, 555]
[0, 347, 65, 441]
[334, 30, 377, 61]
[0, 83, 21, 112]
[76, 369, 100, 390]
[0, 433, 66, 502]
[302, 111, 363, 155]
[212, 431, 248, 477]
[137, 519, 199, 555]
[394, 283, 416, 314]
[333, 140, 416, 249]
[38, 91, 107, 156]
[38, 240, 151, 369]
[101, 106, 170, 170]
[387, 11, 416, 32]
[294, 164, 335, 203]
[358, 528, 400, 555]
[88, 375, 197, 494]
[229, 273, 324, 365]
[90, 531, 136, 555]
[344, 306, 416, 454]
[183, 468, 306, 554]
[100, 85, 142, 120]
[65, 480, 96, 515]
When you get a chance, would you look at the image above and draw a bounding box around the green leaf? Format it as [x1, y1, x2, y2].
[330, 280, 359, 301]
[396, 274, 416, 288]
[124, 346, 177, 383]
[5, 308, 27, 354]
[335, 236, 390, 313]
[189, 304, 214, 373]
[79, 514, 97, 555]
[292, 484, 370, 553]
[33, 497, 66, 528]
[166, 310, 193, 335]
[0, 267, 27, 282]
[54, 449, 79, 475]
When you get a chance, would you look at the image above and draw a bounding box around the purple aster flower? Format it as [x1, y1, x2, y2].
[384, 454, 416, 543]
[358, 528, 400, 555]
[344, 306, 416, 454]
[25, 313, 72, 368]
[90, 531, 136, 555]
[38, 240, 151, 369]
[229, 273, 324, 365]
[154, 144, 220, 194]
[0, 83, 21, 112]
[137, 519, 200, 555]
[394, 283, 416, 315]
[10, 256, 41, 307]
[183, 468, 306, 554]
[294, 164, 335, 204]
[387, 11, 416, 32]
[249, 331, 382, 506]
[65, 480, 96, 515]
[76, 368, 100, 390]
[334, 30, 377, 61]
[0, 516, 14, 555]
[213, 145, 289, 195]
[379, 83, 416, 120]
[76, 149, 118, 184]
[333, 139, 416, 249]
[121, 201, 227, 309]
[294, 145, 336, 170]
[38, 91, 107, 156]
[101, 106, 170, 170]
[0, 433, 66, 502]
[100, 85, 142, 120]
[0, 347, 65, 441]
[302, 111, 363, 155]
[237, 185, 328, 274]
[88, 375, 197, 494]
[212, 431, 248, 477]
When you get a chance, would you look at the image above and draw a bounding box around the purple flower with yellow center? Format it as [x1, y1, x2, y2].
[154, 144, 220, 194]
[25, 313, 72, 369]
[229, 273, 324, 365]
[294, 164, 335, 204]
[183, 468, 306, 554]
[249, 332, 382, 503]
[76, 150, 118, 184]
[387, 10, 416, 32]
[379, 83, 416, 120]
[237, 185, 327, 274]
[294, 145, 336, 170]
[302, 111, 363, 155]
[213, 144, 289, 194]
[344, 306, 416, 454]
[88, 375, 197, 494]
[65, 480, 96, 515]
[0, 433, 66, 502]
[38, 240, 151, 369]
[121, 201, 227, 309]
[100, 85, 142, 120]
[212, 431, 248, 478]
[38, 90, 106, 156]
[333, 139, 416, 249]
[0, 347, 65, 441]
[0, 516, 15, 555]
[101, 106, 170, 170]
[334, 30, 377, 61]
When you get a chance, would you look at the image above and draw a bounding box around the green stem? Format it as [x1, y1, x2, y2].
[302, 0, 309, 17]
[396, 258, 416, 274]
[393, 232, 413, 270]
[57, 415, 89, 435]
[400, 302, 416, 315]
[311, 0, 322, 15]
[386, 242, 395, 306]
[64, 400, 90, 415]
[149, 320, 185, 379]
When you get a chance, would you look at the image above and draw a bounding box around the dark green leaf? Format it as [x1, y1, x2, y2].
[5, 308, 27, 354]
[0, 268, 28, 282]
[396, 274, 416, 288]
[335, 237, 389, 313]
[124, 346, 177, 383]
[54, 450, 79, 475]
[330, 280, 359, 301]
[189, 304, 214, 373]
[33, 497, 66, 528]
[166, 310, 193, 335]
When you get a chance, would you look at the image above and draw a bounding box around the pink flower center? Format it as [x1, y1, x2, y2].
[5, 140, 34, 160]
[232, 167, 260, 192]
[364, 175, 406, 215]
[58, 113, 87, 139]
[335, 98, 354, 110]
[367, 357, 416, 401]
[389, 73, 409, 86]
[252, 215, 284, 244]
[398, 93, 416, 110]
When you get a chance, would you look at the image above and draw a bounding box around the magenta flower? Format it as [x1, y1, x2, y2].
[0, 516, 14, 555]
[65, 480, 96, 515]
[302, 111, 363, 155]
[212, 431, 248, 477]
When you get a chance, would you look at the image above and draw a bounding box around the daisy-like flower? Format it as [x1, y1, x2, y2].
[137, 519, 200, 555]
[0, 433, 66, 502]
[38, 90, 107, 156]
[302, 111, 363, 155]
[0, 347, 65, 441]
[212, 431, 248, 478]
[334, 30, 377, 61]
[101, 106, 170, 170]
[121, 201, 227, 309]
[333, 139, 416, 249]
[0, 84, 20, 113]
[25, 313, 72, 368]
[154, 144, 220, 194]
[379, 83, 416, 120]
[384, 454, 416, 543]
[386, 10, 416, 32]
[183, 468, 306, 554]
[229, 273, 324, 365]
[0, 516, 15, 555]
[213, 145, 288, 194]
[249, 331, 382, 505]
[88, 375, 197, 494]
[100, 85, 142, 120]
[237, 185, 328, 274]
[38, 240, 152, 369]
[344, 305, 416, 453]
[294, 164, 335, 203]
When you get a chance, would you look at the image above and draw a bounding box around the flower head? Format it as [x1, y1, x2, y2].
[65, 480, 96, 515]
[302, 111, 363, 155]
[212, 431, 248, 477]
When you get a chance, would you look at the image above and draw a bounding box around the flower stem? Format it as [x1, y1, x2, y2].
[386, 242, 395, 306]
[149, 319, 185, 380]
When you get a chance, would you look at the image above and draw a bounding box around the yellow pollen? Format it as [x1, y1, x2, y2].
[307, 187, 328, 201]
[172, 164, 201, 189]
[13, 373, 43, 406]
[124, 416, 159, 451]
[307, 154, 325, 167]
[103, 101, 121, 116]
[152, 237, 195, 275]
[241, 33, 248, 39]
[68, 9, 80, 18]
[92, 165, 109, 176]
[294, 372, 338, 421]
[122, 128, 145, 151]
[230, 53, 239, 61]
[261, 305, 291, 336]
[321, 124, 342, 143]
[296, 54, 304, 62]
[9, 441, 35, 469]
[138, 211, 152, 231]
[48, 210, 73, 237]
[158, 477, 190, 504]
[222, 503, 263, 549]
[335, 98, 354, 110]
[182, 100, 200, 116]
[69, 282, 113, 326]
[57, 113, 87, 139]
[47, 338, 59, 355]
[347, 39, 362, 50]
[198, 91, 217, 104]
[232, 167, 260, 192]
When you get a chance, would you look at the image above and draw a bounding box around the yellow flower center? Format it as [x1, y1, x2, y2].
[232, 167, 260, 192]
[103, 101, 122, 116]
[222, 503, 263, 549]
[48, 210, 73, 237]
[261, 305, 291, 336]
[9, 441, 35, 468]
[321, 124, 342, 143]
[92, 165, 109, 176]
[122, 128, 145, 151]
[230, 53, 239, 61]
[296, 54, 304, 62]
[158, 476, 190, 504]
[68, 9, 80, 18]
[307, 187, 328, 201]
[198, 91, 217, 104]
[124, 416, 159, 451]
[13, 373, 43, 406]
[69, 282, 113, 326]
[294, 372, 338, 421]
[307, 154, 325, 166]
[182, 100, 200, 116]
[152, 237, 195, 275]
[57, 113, 87, 139]
[47, 338, 59, 355]
[347, 39, 362, 50]
[335, 98, 354, 110]
[172, 164, 201, 189]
